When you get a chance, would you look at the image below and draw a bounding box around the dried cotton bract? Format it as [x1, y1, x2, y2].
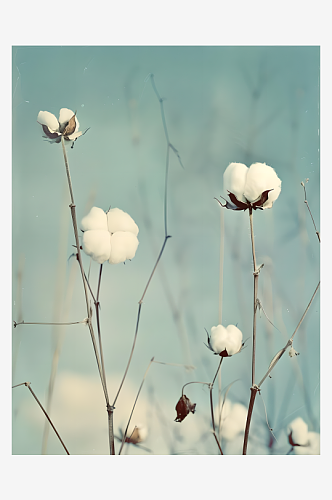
[219, 162, 281, 211]
[206, 324, 243, 357]
[81, 207, 139, 265]
[175, 394, 196, 423]
[37, 108, 89, 144]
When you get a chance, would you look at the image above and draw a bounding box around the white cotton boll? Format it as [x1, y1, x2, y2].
[81, 207, 108, 231]
[107, 208, 139, 236]
[244, 163, 281, 208]
[82, 230, 111, 264]
[210, 324, 243, 356]
[37, 111, 59, 131]
[293, 432, 320, 455]
[288, 417, 308, 446]
[223, 162, 248, 202]
[108, 232, 139, 264]
[58, 108, 75, 126]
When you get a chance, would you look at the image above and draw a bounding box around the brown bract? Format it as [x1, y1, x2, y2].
[175, 394, 196, 423]
[218, 189, 273, 212]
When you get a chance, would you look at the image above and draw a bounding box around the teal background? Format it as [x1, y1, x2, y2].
[12, 46, 320, 455]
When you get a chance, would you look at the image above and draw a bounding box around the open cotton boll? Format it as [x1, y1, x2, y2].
[221, 161, 281, 211]
[244, 163, 281, 208]
[81, 207, 108, 231]
[288, 417, 309, 446]
[109, 232, 139, 264]
[82, 230, 111, 264]
[210, 324, 243, 356]
[107, 208, 139, 236]
[223, 162, 248, 202]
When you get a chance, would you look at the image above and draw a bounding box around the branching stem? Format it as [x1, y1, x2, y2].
[60, 136, 111, 453]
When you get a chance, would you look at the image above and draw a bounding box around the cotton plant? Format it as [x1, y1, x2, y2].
[14, 107, 145, 455]
[173, 160, 319, 456]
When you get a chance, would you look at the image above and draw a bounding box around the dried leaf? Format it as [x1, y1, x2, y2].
[63, 113, 76, 137]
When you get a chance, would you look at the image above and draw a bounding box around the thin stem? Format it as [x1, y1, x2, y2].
[249, 207, 258, 385]
[218, 208, 224, 325]
[94, 264, 111, 454]
[95, 265, 107, 398]
[96, 263, 103, 302]
[212, 357, 223, 387]
[61, 137, 75, 205]
[210, 358, 223, 454]
[13, 382, 70, 455]
[118, 357, 155, 455]
[60, 136, 108, 401]
[13, 320, 87, 327]
[60, 135, 111, 454]
[181, 381, 210, 397]
[258, 281, 320, 387]
[83, 269, 97, 304]
[212, 430, 224, 455]
[301, 181, 320, 242]
[113, 303, 142, 406]
[242, 208, 261, 455]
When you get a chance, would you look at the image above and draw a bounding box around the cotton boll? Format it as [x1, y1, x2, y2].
[82, 230, 111, 264]
[81, 207, 108, 231]
[109, 232, 139, 264]
[107, 208, 139, 236]
[223, 162, 248, 202]
[210, 324, 243, 356]
[37, 111, 59, 131]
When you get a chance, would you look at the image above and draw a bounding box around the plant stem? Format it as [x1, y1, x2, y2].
[95, 264, 108, 408]
[258, 281, 320, 387]
[301, 181, 321, 242]
[218, 208, 224, 325]
[249, 207, 258, 385]
[13, 320, 87, 327]
[242, 207, 260, 455]
[118, 357, 155, 455]
[13, 382, 70, 455]
[210, 358, 223, 454]
[60, 136, 112, 453]
[242, 386, 258, 455]
[181, 381, 210, 397]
